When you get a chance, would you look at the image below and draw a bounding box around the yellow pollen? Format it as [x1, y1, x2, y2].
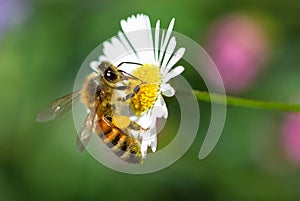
[130, 64, 161, 115]
[112, 115, 131, 129]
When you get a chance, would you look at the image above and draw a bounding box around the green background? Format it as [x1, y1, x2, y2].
[1, 0, 300, 200]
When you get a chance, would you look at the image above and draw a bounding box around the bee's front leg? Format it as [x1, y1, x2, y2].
[117, 85, 140, 102]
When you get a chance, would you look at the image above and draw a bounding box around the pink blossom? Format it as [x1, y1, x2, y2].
[282, 113, 300, 164]
[206, 14, 269, 93]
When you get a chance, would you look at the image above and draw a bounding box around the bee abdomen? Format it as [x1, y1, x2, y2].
[96, 114, 143, 163]
[120, 140, 143, 163]
[102, 128, 120, 147]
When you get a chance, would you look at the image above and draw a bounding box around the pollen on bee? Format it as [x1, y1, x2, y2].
[112, 115, 131, 129]
[130, 64, 161, 115]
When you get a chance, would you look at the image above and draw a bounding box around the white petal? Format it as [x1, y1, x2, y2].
[116, 31, 140, 62]
[98, 55, 108, 62]
[163, 65, 184, 83]
[161, 37, 176, 73]
[120, 15, 134, 32]
[154, 20, 160, 65]
[130, 111, 152, 129]
[163, 47, 185, 75]
[111, 53, 140, 73]
[104, 37, 129, 62]
[120, 14, 155, 63]
[151, 95, 168, 119]
[121, 14, 148, 32]
[117, 31, 132, 53]
[161, 83, 175, 97]
[99, 31, 140, 66]
[141, 142, 148, 158]
[90, 61, 99, 72]
[158, 18, 175, 64]
[101, 41, 115, 60]
[160, 96, 168, 119]
[150, 133, 157, 152]
[141, 131, 158, 157]
[159, 30, 165, 63]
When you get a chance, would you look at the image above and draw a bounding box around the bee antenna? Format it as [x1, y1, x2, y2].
[118, 70, 145, 84]
[117, 62, 143, 68]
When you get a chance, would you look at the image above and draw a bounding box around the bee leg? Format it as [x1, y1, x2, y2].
[117, 85, 140, 101]
[115, 85, 130, 90]
[128, 121, 149, 131]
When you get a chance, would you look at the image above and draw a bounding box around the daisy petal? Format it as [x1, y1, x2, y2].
[161, 37, 177, 73]
[98, 55, 107, 62]
[163, 65, 184, 83]
[158, 30, 165, 63]
[158, 18, 175, 63]
[150, 133, 157, 152]
[102, 41, 115, 60]
[161, 83, 175, 97]
[100, 36, 131, 63]
[141, 131, 157, 156]
[160, 97, 168, 119]
[154, 20, 160, 65]
[130, 111, 152, 128]
[152, 95, 168, 119]
[121, 14, 154, 63]
[163, 47, 185, 75]
[117, 31, 138, 60]
[90, 61, 99, 72]
[141, 142, 148, 158]
[121, 14, 148, 32]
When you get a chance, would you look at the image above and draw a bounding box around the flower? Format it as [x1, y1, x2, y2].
[90, 14, 185, 157]
[205, 13, 269, 93]
[0, 0, 29, 37]
[281, 113, 300, 165]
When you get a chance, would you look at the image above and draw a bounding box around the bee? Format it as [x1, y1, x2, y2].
[36, 61, 147, 163]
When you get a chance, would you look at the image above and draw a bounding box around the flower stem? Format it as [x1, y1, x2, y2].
[194, 90, 300, 113]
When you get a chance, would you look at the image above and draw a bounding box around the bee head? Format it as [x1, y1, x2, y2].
[98, 61, 120, 83]
[104, 67, 119, 83]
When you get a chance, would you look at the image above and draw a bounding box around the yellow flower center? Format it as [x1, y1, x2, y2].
[130, 64, 161, 115]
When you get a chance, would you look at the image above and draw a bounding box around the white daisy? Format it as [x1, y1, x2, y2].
[90, 14, 185, 157]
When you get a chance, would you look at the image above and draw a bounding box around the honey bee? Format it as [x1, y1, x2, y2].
[36, 61, 147, 163]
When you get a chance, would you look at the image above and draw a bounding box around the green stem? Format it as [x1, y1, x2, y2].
[194, 90, 300, 113]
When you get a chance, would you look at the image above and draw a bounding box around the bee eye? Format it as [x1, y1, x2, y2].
[104, 69, 117, 82]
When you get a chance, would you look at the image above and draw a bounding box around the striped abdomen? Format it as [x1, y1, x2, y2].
[95, 114, 143, 164]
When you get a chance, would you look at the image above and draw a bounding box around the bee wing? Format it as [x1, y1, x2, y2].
[76, 107, 98, 153]
[36, 90, 81, 122]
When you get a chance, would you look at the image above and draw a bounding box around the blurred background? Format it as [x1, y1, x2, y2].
[1, 0, 300, 200]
